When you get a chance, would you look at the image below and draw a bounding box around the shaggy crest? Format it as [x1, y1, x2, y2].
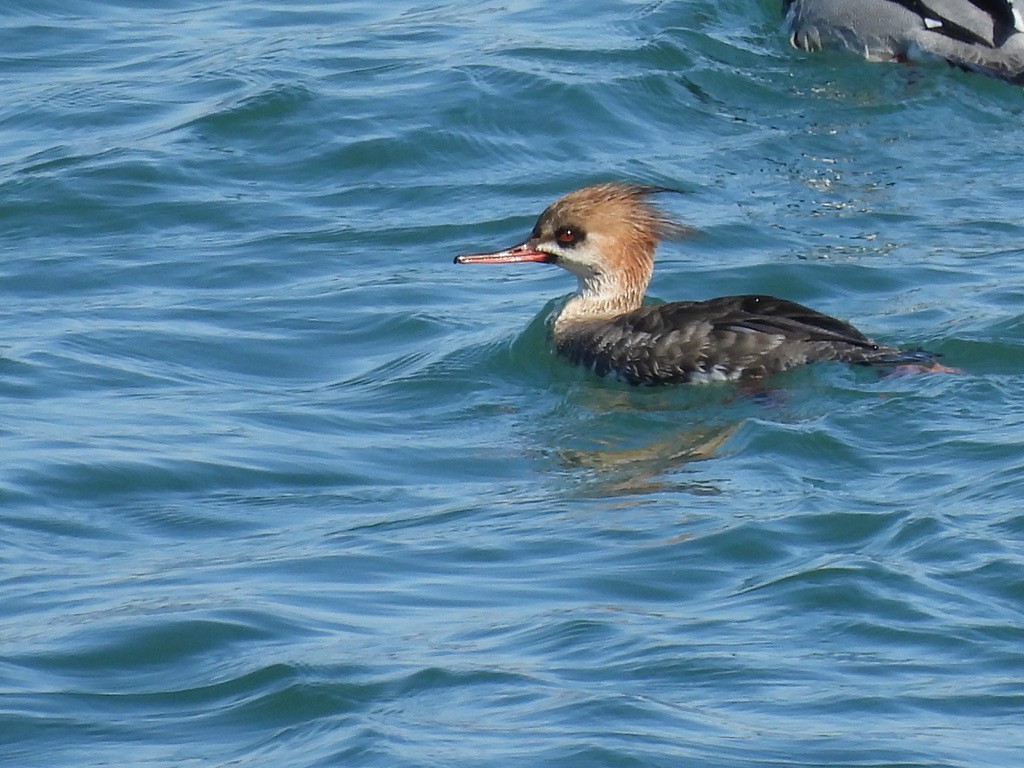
[534, 182, 688, 247]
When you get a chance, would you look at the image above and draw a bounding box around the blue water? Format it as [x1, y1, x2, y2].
[3, 1, 1024, 766]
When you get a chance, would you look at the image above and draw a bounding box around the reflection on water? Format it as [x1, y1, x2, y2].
[558, 420, 740, 498]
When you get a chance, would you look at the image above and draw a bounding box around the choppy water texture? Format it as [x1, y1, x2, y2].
[3, 1, 1024, 766]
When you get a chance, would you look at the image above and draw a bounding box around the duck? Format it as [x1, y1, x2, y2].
[783, 0, 1024, 84]
[454, 182, 944, 386]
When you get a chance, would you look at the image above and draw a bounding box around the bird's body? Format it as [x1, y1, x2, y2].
[455, 183, 939, 387]
[554, 294, 914, 386]
[784, 0, 1024, 84]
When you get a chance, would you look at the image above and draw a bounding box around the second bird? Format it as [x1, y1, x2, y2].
[784, 0, 1024, 84]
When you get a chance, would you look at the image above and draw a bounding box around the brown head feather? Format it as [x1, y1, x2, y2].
[528, 183, 688, 317]
[535, 182, 687, 245]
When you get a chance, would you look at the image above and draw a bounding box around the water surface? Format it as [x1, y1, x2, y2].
[3, 1, 1024, 766]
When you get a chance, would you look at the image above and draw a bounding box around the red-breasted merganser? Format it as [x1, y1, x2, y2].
[455, 182, 943, 386]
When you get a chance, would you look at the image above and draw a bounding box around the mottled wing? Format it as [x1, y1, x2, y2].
[557, 295, 890, 385]
[625, 295, 869, 343]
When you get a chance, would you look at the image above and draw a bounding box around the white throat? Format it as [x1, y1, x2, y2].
[552, 270, 646, 338]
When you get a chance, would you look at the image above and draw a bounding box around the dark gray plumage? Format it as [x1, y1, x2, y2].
[784, 0, 1024, 83]
[555, 295, 919, 386]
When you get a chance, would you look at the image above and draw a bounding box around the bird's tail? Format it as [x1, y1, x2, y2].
[855, 346, 963, 376]
[861, 347, 942, 367]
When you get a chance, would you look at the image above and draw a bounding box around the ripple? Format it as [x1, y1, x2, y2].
[190, 83, 315, 135]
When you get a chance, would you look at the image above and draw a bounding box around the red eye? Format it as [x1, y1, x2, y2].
[556, 227, 580, 245]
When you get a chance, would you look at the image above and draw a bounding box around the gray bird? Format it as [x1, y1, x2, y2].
[784, 0, 1024, 84]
